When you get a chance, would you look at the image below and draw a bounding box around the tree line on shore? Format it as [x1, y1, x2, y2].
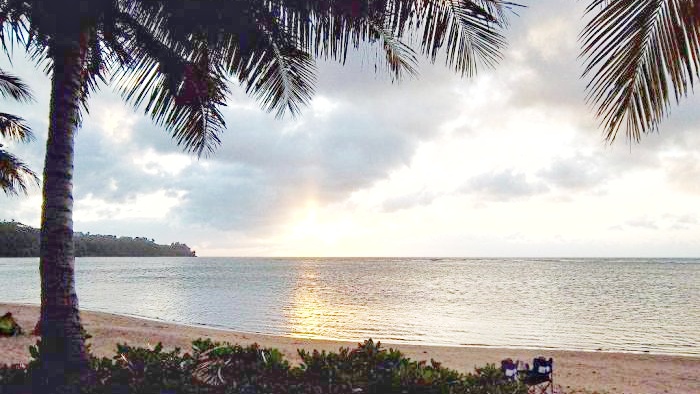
[0, 221, 195, 257]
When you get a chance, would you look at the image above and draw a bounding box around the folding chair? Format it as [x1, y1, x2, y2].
[500, 358, 518, 382]
[523, 357, 553, 394]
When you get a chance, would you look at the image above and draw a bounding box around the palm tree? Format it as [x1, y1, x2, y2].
[0, 68, 38, 196]
[0, 148, 38, 195]
[581, 0, 700, 142]
[0, 1, 517, 391]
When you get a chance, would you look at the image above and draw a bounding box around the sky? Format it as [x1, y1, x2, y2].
[2, 1, 700, 257]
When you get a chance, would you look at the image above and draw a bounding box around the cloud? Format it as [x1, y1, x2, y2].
[3, 1, 700, 256]
[0, 195, 42, 227]
[156, 57, 473, 233]
[625, 217, 659, 230]
[526, 18, 577, 61]
[661, 150, 700, 195]
[501, 1, 589, 111]
[381, 190, 438, 212]
[538, 153, 608, 192]
[665, 214, 698, 230]
[89, 97, 139, 143]
[133, 150, 193, 176]
[614, 213, 699, 232]
[74, 189, 187, 222]
[462, 170, 548, 201]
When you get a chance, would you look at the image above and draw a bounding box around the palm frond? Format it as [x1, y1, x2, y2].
[369, 20, 419, 81]
[0, 148, 39, 196]
[0, 69, 33, 102]
[440, 0, 513, 76]
[205, 2, 317, 118]
[81, 28, 111, 110]
[581, 0, 700, 142]
[112, 12, 228, 156]
[0, 112, 33, 142]
[192, 347, 230, 387]
[0, 1, 32, 58]
[273, 0, 517, 76]
[1, 0, 520, 154]
[167, 0, 514, 119]
[238, 34, 317, 118]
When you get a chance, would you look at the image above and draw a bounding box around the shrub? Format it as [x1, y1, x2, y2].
[0, 337, 528, 394]
[0, 313, 22, 337]
[0, 363, 29, 394]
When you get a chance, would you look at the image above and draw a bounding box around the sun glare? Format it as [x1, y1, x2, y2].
[285, 202, 356, 254]
[284, 263, 332, 339]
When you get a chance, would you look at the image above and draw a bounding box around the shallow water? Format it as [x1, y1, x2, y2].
[1, 257, 698, 356]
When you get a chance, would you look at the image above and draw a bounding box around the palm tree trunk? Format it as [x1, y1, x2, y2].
[37, 33, 90, 393]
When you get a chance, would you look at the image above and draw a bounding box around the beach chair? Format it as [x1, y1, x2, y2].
[500, 358, 518, 382]
[523, 357, 553, 394]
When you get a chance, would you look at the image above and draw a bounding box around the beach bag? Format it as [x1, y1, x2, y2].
[0, 312, 22, 336]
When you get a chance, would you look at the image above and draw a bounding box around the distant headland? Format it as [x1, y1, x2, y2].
[0, 221, 196, 257]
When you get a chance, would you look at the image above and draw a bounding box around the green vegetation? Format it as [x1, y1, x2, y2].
[0, 313, 22, 336]
[3, 0, 697, 391]
[0, 221, 195, 257]
[0, 1, 519, 389]
[0, 338, 527, 394]
[0, 69, 39, 197]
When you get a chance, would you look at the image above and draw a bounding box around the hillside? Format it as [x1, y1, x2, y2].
[0, 221, 196, 257]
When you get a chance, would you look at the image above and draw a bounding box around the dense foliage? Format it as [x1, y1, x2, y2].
[0, 338, 527, 394]
[0, 221, 195, 257]
[0, 68, 38, 197]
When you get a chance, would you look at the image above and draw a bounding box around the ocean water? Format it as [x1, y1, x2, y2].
[1, 257, 698, 356]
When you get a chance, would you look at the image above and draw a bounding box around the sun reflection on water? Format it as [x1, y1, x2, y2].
[284, 261, 340, 340]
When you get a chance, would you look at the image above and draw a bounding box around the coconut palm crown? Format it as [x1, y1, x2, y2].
[0, 68, 38, 196]
[0, 1, 518, 392]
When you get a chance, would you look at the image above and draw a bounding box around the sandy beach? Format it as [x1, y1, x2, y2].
[1, 303, 698, 394]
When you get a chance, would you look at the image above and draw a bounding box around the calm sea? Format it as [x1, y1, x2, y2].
[1, 257, 698, 356]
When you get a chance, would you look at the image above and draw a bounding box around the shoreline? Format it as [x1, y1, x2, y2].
[7, 301, 696, 359]
[2, 303, 699, 393]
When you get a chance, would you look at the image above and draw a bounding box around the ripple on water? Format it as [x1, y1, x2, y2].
[1, 257, 699, 356]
